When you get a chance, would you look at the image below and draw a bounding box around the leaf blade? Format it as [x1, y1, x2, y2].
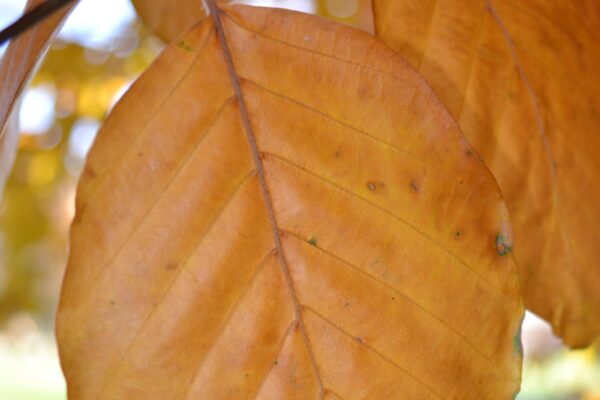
[57, 5, 523, 398]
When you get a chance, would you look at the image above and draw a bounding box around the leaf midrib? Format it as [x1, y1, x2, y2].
[206, 1, 326, 396]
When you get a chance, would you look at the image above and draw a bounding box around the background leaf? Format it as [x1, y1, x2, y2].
[131, 0, 206, 43]
[0, 0, 76, 199]
[373, 0, 600, 347]
[57, 4, 523, 398]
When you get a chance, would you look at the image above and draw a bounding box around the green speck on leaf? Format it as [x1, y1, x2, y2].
[178, 40, 195, 52]
[307, 237, 318, 246]
[495, 234, 512, 256]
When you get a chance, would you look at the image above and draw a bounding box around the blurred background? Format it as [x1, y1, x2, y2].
[0, 0, 598, 399]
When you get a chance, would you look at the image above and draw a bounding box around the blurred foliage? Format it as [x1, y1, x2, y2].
[0, 18, 162, 328]
[0, 0, 598, 399]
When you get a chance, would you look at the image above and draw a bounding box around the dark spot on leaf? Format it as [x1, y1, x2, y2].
[137, 152, 144, 157]
[409, 180, 419, 193]
[391, 296, 395, 301]
[73, 203, 88, 224]
[83, 167, 97, 179]
[495, 234, 512, 256]
[109, 300, 115, 306]
[356, 336, 363, 343]
[307, 237, 318, 246]
[465, 149, 474, 157]
[367, 181, 385, 192]
[273, 360, 279, 366]
[177, 40, 195, 52]
[455, 231, 462, 238]
[166, 263, 178, 271]
[334, 149, 341, 158]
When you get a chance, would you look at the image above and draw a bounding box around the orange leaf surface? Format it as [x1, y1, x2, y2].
[373, 0, 600, 347]
[131, 0, 206, 43]
[0, 0, 76, 197]
[57, 3, 524, 398]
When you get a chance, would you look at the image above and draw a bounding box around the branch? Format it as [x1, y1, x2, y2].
[0, 0, 76, 46]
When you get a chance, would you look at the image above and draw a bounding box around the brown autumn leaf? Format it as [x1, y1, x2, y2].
[131, 0, 206, 43]
[0, 0, 76, 198]
[57, 3, 523, 398]
[373, 0, 600, 347]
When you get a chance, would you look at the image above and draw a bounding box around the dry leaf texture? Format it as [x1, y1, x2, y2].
[57, 4, 524, 399]
[132, 0, 206, 43]
[373, 0, 600, 347]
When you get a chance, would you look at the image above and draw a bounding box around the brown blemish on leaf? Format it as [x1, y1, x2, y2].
[367, 180, 385, 192]
[83, 167, 97, 179]
[73, 203, 88, 224]
[166, 263, 178, 271]
[307, 237, 318, 246]
[409, 180, 420, 193]
[357, 79, 370, 101]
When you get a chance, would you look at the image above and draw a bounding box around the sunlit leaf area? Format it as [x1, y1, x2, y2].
[0, 0, 598, 399]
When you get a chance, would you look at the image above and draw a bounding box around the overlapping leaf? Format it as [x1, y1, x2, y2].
[57, 4, 523, 398]
[0, 0, 76, 198]
[373, 0, 600, 347]
[131, 0, 206, 43]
